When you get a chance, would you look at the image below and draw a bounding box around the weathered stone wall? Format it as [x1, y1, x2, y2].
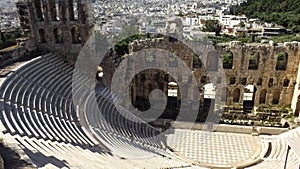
[0, 46, 26, 68]
[18, 0, 93, 64]
[217, 41, 300, 107]
[101, 38, 300, 116]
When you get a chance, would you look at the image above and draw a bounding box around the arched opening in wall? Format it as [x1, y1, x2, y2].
[229, 77, 236, 85]
[58, 0, 66, 22]
[73, 1, 78, 20]
[71, 27, 81, 44]
[272, 89, 281, 104]
[55, 0, 60, 20]
[203, 83, 216, 121]
[49, 0, 57, 21]
[259, 89, 267, 104]
[206, 51, 218, 71]
[233, 88, 240, 103]
[276, 52, 288, 70]
[77, 2, 86, 24]
[240, 77, 247, 85]
[248, 52, 259, 70]
[283, 78, 290, 87]
[243, 85, 256, 111]
[294, 95, 300, 117]
[38, 29, 46, 43]
[67, 0, 75, 21]
[33, 0, 44, 21]
[257, 78, 262, 86]
[221, 87, 227, 102]
[268, 78, 274, 87]
[130, 69, 180, 120]
[54, 28, 63, 43]
[223, 51, 233, 69]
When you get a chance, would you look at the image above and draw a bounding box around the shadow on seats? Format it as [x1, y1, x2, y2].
[22, 147, 69, 168]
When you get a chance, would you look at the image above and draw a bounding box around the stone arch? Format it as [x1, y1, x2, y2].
[272, 89, 281, 104]
[33, 0, 44, 21]
[248, 52, 259, 70]
[223, 51, 233, 69]
[38, 29, 46, 43]
[71, 27, 81, 44]
[54, 28, 63, 43]
[233, 88, 240, 103]
[259, 89, 267, 104]
[206, 51, 218, 71]
[276, 51, 288, 70]
[283, 78, 290, 87]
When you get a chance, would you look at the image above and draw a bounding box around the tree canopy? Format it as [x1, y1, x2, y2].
[202, 20, 222, 36]
[231, 0, 300, 33]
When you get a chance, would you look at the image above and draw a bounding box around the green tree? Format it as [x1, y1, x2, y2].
[202, 20, 222, 36]
[231, 0, 300, 33]
[240, 21, 245, 28]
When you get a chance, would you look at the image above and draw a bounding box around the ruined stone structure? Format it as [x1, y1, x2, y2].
[16, 0, 93, 63]
[101, 38, 300, 119]
[15, 1, 300, 120]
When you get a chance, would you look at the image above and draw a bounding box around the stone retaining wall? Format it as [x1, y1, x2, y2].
[0, 46, 26, 68]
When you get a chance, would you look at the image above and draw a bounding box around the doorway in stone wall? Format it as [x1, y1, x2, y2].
[243, 85, 256, 112]
[165, 81, 179, 120]
[201, 83, 216, 122]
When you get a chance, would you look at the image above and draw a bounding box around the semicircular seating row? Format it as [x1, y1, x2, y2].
[85, 86, 168, 156]
[246, 128, 300, 169]
[0, 53, 99, 147]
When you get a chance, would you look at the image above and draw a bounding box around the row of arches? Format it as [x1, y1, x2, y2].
[221, 87, 281, 105]
[38, 27, 82, 44]
[221, 51, 288, 71]
[191, 51, 288, 71]
[164, 81, 282, 105]
[227, 76, 291, 88]
[33, 0, 80, 22]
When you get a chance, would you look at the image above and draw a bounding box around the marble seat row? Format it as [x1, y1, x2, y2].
[0, 54, 98, 146]
[248, 128, 300, 168]
[85, 87, 169, 157]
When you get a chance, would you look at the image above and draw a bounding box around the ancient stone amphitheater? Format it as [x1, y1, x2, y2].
[1, 0, 299, 168]
[0, 53, 299, 169]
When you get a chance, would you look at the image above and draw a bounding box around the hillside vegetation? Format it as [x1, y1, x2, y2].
[231, 0, 300, 33]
